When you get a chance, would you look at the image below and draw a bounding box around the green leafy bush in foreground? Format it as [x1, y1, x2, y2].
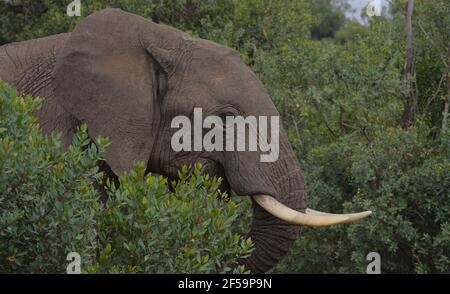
[91, 163, 252, 274]
[0, 82, 104, 273]
[0, 81, 252, 273]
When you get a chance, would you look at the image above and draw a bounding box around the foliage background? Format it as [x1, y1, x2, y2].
[0, 0, 449, 273]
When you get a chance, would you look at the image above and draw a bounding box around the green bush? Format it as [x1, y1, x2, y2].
[0, 81, 252, 273]
[90, 163, 252, 274]
[0, 81, 105, 273]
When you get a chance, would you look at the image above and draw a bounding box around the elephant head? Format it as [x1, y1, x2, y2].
[53, 9, 370, 273]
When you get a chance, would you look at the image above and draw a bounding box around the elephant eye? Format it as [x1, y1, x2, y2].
[221, 112, 235, 119]
[220, 112, 236, 126]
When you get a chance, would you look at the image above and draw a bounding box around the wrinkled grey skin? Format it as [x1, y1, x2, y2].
[0, 9, 306, 273]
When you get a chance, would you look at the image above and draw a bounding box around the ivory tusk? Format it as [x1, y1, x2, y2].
[305, 208, 372, 224]
[252, 195, 371, 227]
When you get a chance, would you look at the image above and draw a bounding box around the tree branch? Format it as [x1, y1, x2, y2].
[402, 0, 416, 130]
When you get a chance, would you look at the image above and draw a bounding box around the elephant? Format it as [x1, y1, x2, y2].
[0, 8, 371, 273]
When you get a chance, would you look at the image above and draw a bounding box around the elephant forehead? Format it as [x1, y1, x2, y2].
[184, 58, 277, 115]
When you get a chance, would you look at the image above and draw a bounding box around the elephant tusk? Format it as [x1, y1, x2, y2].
[305, 208, 372, 224]
[252, 195, 371, 227]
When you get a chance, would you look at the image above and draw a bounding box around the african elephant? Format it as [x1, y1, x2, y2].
[0, 8, 370, 273]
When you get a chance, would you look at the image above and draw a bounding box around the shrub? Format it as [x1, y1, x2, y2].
[0, 81, 252, 273]
[90, 163, 252, 274]
[0, 81, 105, 273]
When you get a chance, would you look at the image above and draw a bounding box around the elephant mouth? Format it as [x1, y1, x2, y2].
[167, 155, 230, 193]
[201, 159, 230, 193]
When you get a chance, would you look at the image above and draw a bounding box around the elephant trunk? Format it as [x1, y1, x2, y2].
[236, 134, 371, 273]
[241, 170, 305, 273]
[226, 133, 306, 273]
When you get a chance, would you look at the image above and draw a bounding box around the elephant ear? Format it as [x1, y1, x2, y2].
[54, 8, 187, 174]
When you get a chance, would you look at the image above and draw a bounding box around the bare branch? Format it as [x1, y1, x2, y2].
[402, 0, 416, 130]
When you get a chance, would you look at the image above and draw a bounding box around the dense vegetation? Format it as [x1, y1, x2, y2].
[1, 0, 449, 273]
